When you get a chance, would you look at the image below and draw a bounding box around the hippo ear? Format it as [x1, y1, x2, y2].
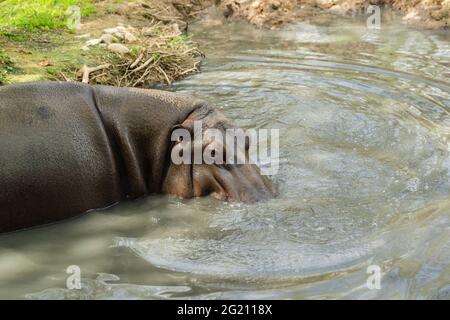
[181, 103, 232, 133]
[178, 106, 205, 134]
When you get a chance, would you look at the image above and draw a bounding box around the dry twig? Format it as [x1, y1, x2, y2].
[78, 64, 111, 83]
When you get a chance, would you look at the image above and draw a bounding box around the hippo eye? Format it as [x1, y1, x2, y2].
[178, 136, 184, 143]
[211, 149, 216, 157]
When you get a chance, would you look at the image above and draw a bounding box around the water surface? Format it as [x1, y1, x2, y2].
[1, 15, 449, 299]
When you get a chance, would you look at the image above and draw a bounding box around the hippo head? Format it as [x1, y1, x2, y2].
[162, 104, 277, 202]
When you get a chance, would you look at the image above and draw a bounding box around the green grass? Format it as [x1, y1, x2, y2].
[0, 0, 96, 31]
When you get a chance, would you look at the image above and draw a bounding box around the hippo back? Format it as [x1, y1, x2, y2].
[0, 82, 121, 232]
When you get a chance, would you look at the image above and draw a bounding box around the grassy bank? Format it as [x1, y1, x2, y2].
[0, 0, 203, 86]
[0, 0, 95, 31]
[0, 0, 119, 83]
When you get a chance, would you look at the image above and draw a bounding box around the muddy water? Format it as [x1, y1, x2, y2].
[1, 16, 449, 299]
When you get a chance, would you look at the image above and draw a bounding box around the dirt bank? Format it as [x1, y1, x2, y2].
[214, 0, 449, 29]
[0, 0, 213, 86]
[0, 0, 447, 86]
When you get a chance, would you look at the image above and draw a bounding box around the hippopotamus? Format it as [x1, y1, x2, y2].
[0, 81, 276, 233]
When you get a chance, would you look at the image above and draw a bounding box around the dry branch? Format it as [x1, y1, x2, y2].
[78, 64, 111, 83]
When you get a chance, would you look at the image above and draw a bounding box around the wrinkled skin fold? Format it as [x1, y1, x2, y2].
[0, 82, 276, 233]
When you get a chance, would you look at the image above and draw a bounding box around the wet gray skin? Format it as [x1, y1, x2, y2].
[0, 13, 449, 299]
